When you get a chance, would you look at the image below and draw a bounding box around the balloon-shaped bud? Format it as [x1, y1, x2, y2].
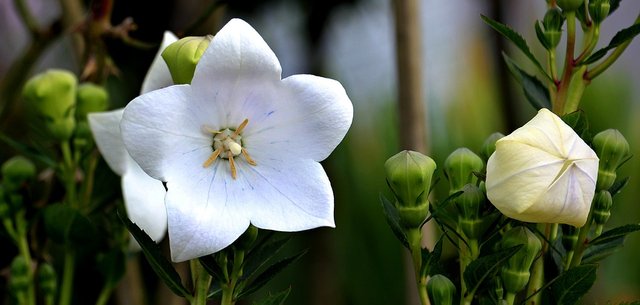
[481, 132, 505, 162]
[486, 108, 598, 227]
[2, 156, 36, 191]
[385, 150, 436, 228]
[456, 184, 487, 239]
[161, 35, 212, 84]
[500, 226, 541, 294]
[557, 0, 583, 11]
[444, 148, 483, 194]
[589, 0, 610, 24]
[592, 190, 612, 226]
[427, 274, 456, 305]
[592, 129, 629, 191]
[76, 83, 109, 121]
[37, 262, 57, 299]
[9, 256, 30, 294]
[23, 69, 77, 141]
[561, 224, 579, 252]
[541, 8, 565, 49]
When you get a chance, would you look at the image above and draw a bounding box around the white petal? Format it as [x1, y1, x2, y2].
[122, 161, 168, 243]
[140, 31, 178, 94]
[88, 109, 127, 175]
[120, 85, 212, 181]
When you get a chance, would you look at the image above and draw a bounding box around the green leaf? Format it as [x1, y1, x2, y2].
[502, 52, 552, 110]
[43, 203, 97, 244]
[550, 264, 597, 305]
[463, 245, 522, 294]
[237, 250, 306, 298]
[0, 133, 56, 168]
[582, 224, 640, 264]
[609, 176, 629, 196]
[534, 21, 551, 50]
[609, 0, 622, 16]
[97, 249, 126, 289]
[481, 15, 552, 82]
[118, 211, 190, 298]
[252, 287, 292, 305]
[380, 194, 409, 249]
[199, 255, 225, 281]
[561, 110, 591, 142]
[589, 224, 640, 246]
[244, 235, 292, 279]
[583, 23, 640, 65]
[421, 237, 443, 278]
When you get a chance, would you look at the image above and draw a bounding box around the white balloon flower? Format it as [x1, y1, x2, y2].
[88, 31, 178, 248]
[120, 19, 354, 262]
[486, 108, 599, 227]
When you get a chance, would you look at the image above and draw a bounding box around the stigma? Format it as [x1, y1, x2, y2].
[202, 118, 257, 179]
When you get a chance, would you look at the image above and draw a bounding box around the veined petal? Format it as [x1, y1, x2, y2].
[88, 109, 127, 175]
[141, 31, 178, 94]
[122, 162, 168, 243]
[121, 85, 212, 181]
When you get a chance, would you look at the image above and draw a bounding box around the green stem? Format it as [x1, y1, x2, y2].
[504, 292, 516, 305]
[576, 24, 600, 64]
[94, 285, 112, 305]
[58, 250, 75, 305]
[16, 214, 35, 305]
[221, 249, 245, 305]
[190, 260, 212, 305]
[460, 238, 479, 305]
[407, 228, 428, 305]
[60, 141, 77, 208]
[554, 11, 577, 115]
[587, 12, 640, 80]
[13, 0, 39, 35]
[569, 210, 594, 269]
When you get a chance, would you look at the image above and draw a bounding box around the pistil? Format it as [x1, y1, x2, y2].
[202, 119, 256, 179]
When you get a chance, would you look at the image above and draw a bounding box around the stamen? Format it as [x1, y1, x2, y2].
[242, 148, 257, 166]
[227, 151, 237, 179]
[232, 118, 249, 137]
[202, 125, 221, 134]
[203, 148, 222, 168]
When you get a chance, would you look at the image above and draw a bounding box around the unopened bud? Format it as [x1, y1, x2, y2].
[589, 0, 610, 24]
[385, 150, 436, 228]
[557, 0, 583, 11]
[76, 83, 109, 121]
[444, 148, 483, 194]
[592, 129, 629, 191]
[37, 262, 57, 298]
[162, 35, 212, 84]
[456, 184, 486, 239]
[561, 224, 579, 252]
[540, 8, 565, 49]
[23, 69, 77, 141]
[500, 226, 541, 294]
[480, 132, 504, 161]
[427, 274, 456, 305]
[592, 190, 612, 226]
[2, 156, 36, 191]
[9, 257, 30, 293]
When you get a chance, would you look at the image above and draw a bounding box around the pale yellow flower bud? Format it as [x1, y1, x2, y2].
[485, 108, 598, 227]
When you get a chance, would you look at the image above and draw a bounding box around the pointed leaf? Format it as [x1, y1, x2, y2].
[118, 211, 190, 298]
[0, 133, 56, 168]
[380, 194, 409, 249]
[609, 0, 622, 15]
[590, 224, 640, 246]
[583, 23, 640, 65]
[609, 176, 630, 196]
[502, 52, 551, 110]
[199, 255, 225, 281]
[421, 237, 444, 277]
[463, 245, 522, 294]
[244, 235, 292, 279]
[550, 264, 597, 305]
[237, 250, 306, 298]
[535, 21, 551, 50]
[481, 15, 552, 82]
[252, 287, 291, 305]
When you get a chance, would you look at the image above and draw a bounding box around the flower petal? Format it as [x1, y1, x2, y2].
[122, 161, 168, 243]
[88, 109, 128, 175]
[121, 85, 212, 181]
[140, 31, 178, 94]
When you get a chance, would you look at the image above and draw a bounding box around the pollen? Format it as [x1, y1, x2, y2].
[202, 118, 256, 179]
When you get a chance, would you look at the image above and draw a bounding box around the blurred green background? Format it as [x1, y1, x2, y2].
[1, 0, 639, 304]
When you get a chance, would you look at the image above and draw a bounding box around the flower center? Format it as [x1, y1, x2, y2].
[202, 118, 257, 179]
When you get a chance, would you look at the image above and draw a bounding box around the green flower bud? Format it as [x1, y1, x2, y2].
[444, 148, 483, 194]
[2, 156, 36, 192]
[162, 35, 213, 84]
[500, 226, 541, 294]
[592, 129, 629, 191]
[37, 262, 57, 299]
[23, 69, 77, 141]
[76, 83, 109, 121]
[589, 0, 610, 24]
[557, 0, 583, 11]
[561, 224, 579, 252]
[592, 190, 612, 226]
[541, 8, 565, 49]
[235, 225, 259, 250]
[427, 274, 456, 305]
[9, 256, 30, 293]
[481, 132, 505, 161]
[385, 150, 436, 228]
[456, 184, 487, 239]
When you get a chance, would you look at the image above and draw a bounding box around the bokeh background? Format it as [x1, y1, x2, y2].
[1, 0, 639, 304]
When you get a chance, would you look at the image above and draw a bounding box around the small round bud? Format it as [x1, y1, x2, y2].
[162, 35, 213, 84]
[37, 262, 57, 297]
[561, 224, 579, 252]
[480, 132, 504, 161]
[2, 156, 36, 191]
[444, 148, 483, 194]
[589, 0, 610, 24]
[592, 129, 629, 191]
[427, 274, 456, 305]
[23, 69, 77, 141]
[235, 225, 259, 250]
[500, 226, 541, 294]
[592, 190, 612, 226]
[557, 0, 583, 11]
[76, 83, 109, 121]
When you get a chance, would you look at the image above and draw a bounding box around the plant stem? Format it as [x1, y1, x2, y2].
[221, 249, 245, 305]
[504, 292, 516, 305]
[460, 239, 478, 305]
[407, 228, 429, 305]
[58, 250, 75, 305]
[553, 11, 576, 115]
[15, 214, 35, 305]
[94, 285, 113, 305]
[60, 141, 77, 208]
[587, 12, 640, 80]
[190, 260, 212, 305]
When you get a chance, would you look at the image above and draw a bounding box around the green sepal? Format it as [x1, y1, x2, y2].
[463, 245, 522, 296]
[251, 287, 292, 305]
[380, 193, 409, 249]
[481, 15, 553, 82]
[550, 264, 597, 305]
[118, 210, 190, 297]
[43, 203, 97, 245]
[561, 110, 591, 142]
[502, 52, 551, 110]
[583, 23, 640, 65]
[236, 250, 306, 298]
